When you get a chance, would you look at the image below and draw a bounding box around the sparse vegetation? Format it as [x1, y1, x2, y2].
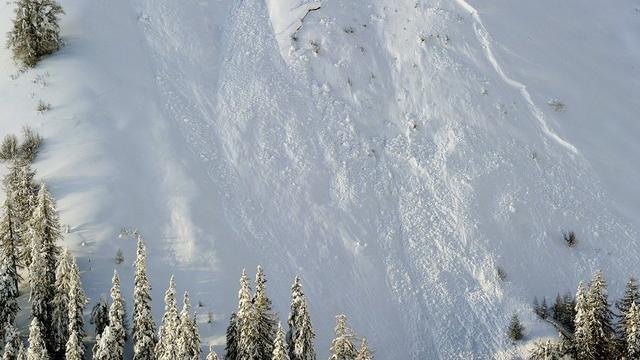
[497, 266, 507, 281]
[36, 100, 51, 113]
[0, 134, 19, 162]
[563, 231, 577, 247]
[309, 40, 320, 55]
[508, 314, 524, 341]
[19, 126, 43, 163]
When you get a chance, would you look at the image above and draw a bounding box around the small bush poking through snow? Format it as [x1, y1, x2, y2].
[547, 99, 566, 112]
[563, 231, 577, 247]
[115, 249, 125, 264]
[497, 266, 507, 281]
[19, 126, 43, 163]
[36, 100, 51, 113]
[309, 40, 320, 55]
[0, 134, 19, 162]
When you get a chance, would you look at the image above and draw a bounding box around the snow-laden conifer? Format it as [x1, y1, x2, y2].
[93, 326, 118, 360]
[224, 313, 239, 360]
[7, 0, 64, 66]
[65, 329, 83, 360]
[254, 266, 276, 360]
[0, 196, 20, 292]
[133, 237, 156, 360]
[2, 323, 22, 360]
[108, 271, 126, 359]
[286, 277, 315, 360]
[587, 271, 614, 359]
[29, 183, 61, 279]
[26, 318, 48, 360]
[354, 338, 372, 360]
[0, 249, 19, 336]
[28, 235, 54, 352]
[67, 257, 87, 351]
[272, 323, 289, 360]
[237, 269, 260, 360]
[625, 302, 640, 359]
[574, 282, 591, 359]
[52, 248, 79, 355]
[6, 162, 36, 267]
[178, 291, 200, 360]
[91, 297, 109, 338]
[328, 315, 357, 360]
[206, 346, 220, 360]
[156, 275, 180, 360]
[618, 278, 639, 339]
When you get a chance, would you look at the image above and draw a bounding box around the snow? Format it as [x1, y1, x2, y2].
[1, 0, 640, 358]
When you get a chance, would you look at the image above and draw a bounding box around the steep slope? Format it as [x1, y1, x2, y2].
[1, 0, 639, 358]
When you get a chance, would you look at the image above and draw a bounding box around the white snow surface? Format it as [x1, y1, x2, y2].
[2, 0, 640, 358]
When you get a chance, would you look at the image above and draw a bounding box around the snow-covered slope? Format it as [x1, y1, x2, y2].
[1, 0, 639, 358]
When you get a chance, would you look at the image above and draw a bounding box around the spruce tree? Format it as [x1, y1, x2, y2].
[91, 297, 109, 338]
[237, 269, 260, 360]
[29, 183, 61, 279]
[540, 297, 549, 319]
[66, 257, 87, 355]
[354, 338, 372, 360]
[617, 278, 639, 339]
[587, 271, 614, 359]
[286, 277, 315, 360]
[272, 323, 290, 360]
[0, 248, 19, 337]
[206, 346, 220, 360]
[507, 314, 524, 341]
[6, 161, 37, 267]
[574, 282, 591, 359]
[224, 313, 239, 360]
[178, 291, 200, 360]
[108, 271, 126, 360]
[133, 238, 156, 360]
[14, 345, 26, 360]
[7, 0, 64, 67]
[53, 249, 86, 355]
[27, 318, 49, 360]
[93, 326, 118, 360]
[64, 330, 83, 360]
[28, 235, 54, 353]
[156, 275, 179, 360]
[625, 302, 640, 359]
[254, 266, 276, 360]
[2, 323, 23, 360]
[328, 315, 357, 360]
[0, 196, 20, 291]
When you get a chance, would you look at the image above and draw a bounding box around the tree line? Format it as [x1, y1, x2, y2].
[513, 271, 640, 359]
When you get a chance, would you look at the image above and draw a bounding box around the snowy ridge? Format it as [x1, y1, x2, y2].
[1, 0, 639, 358]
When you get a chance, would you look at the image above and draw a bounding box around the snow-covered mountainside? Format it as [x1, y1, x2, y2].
[2, 0, 640, 358]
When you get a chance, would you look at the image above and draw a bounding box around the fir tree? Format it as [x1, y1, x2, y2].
[156, 275, 179, 360]
[178, 291, 200, 360]
[237, 269, 260, 360]
[328, 315, 357, 360]
[93, 326, 118, 360]
[5, 161, 36, 267]
[625, 302, 640, 359]
[286, 277, 315, 360]
[586, 271, 614, 359]
[562, 293, 576, 333]
[272, 323, 289, 360]
[64, 330, 83, 360]
[14, 345, 26, 360]
[7, 0, 64, 67]
[574, 282, 591, 360]
[66, 257, 87, 355]
[507, 314, 524, 341]
[224, 313, 239, 360]
[0, 249, 19, 337]
[90, 297, 109, 338]
[540, 297, 549, 319]
[0, 196, 20, 292]
[2, 323, 23, 360]
[52, 249, 86, 357]
[29, 183, 61, 280]
[254, 266, 276, 360]
[533, 297, 540, 317]
[133, 237, 156, 360]
[26, 318, 49, 360]
[28, 235, 54, 353]
[354, 338, 372, 360]
[206, 346, 220, 360]
[617, 278, 639, 338]
[108, 271, 126, 360]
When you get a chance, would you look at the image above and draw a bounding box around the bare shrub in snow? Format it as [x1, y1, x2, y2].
[309, 40, 320, 55]
[37, 100, 51, 112]
[343, 26, 355, 34]
[0, 134, 19, 162]
[497, 266, 507, 281]
[563, 231, 577, 247]
[19, 126, 43, 163]
[548, 99, 566, 112]
[7, 0, 65, 67]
